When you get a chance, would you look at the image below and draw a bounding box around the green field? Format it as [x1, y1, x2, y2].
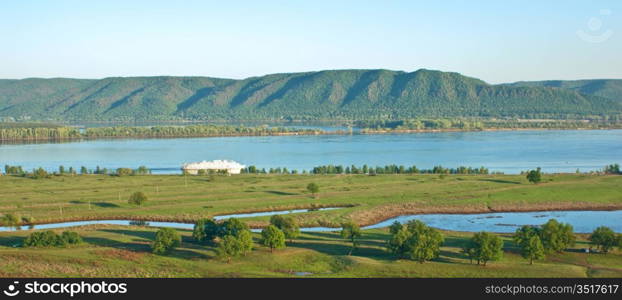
[0, 225, 620, 277]
[1, 173, 621, 278]
[1, 173, 621, 227]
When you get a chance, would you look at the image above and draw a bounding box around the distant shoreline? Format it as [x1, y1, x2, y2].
[1, 125, 622, 143]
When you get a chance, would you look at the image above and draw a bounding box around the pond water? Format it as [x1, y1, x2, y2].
[1, 129, 620, 174]
[1, 210, 620, 233]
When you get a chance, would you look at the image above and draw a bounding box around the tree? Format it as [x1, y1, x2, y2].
[116, 167, 134, 176]
[270, 215, 300, 242]
[589, 226, 618, 253]
[80, 166, 88, 175]
[513, 226, 545, 264]
[237, 229, 254, 255]
[387, 220, 444, 263]
[220, 218, 250, 237]
[128, 192, 148, 206]
[526, 167, 542, 184]
[465, 232, 504, 266]
[306, 182, 319, 198]
[151, 228, 181, 255]
[218, 235, 244, 263]
[340, 221, 362, 255]
[261, 225, 286, 252]
[192, 219, 207, 242]
[539, 219, 575, 253]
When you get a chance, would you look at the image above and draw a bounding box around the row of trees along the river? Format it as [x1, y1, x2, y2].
[0, 124, 319, 141]
[142, 215, 622, 265]
[356, 118, 622, 132]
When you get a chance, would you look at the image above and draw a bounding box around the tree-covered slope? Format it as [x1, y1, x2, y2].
[1, 70, 620, 121]
[506, 79, 622, 103]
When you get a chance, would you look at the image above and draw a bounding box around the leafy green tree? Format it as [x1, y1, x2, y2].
[306, 182, 319, 198]
[128, 192, 148, 206]
[270, 215, 300, 242]
[340, 221, 362, 255]
[237, 229, 254, 255]
[116, 167, 134, 176]
[526, 167, 542, 184]
[192, 219, 207, 242]
[23, 231, 82, 247]
[539, 219, 575, 253]
[218, 235, 244, 263]
[220, 218, 250, 237]
[151, 228, 181, 255]
[513, 226, 545, 264]
[80, 166, 88, 175]
[589, 226, 618, 253]
[389, 221, 403, 235]
[465, 232, 504, 266]
[261, 225, 286, 252]
[387, 220, 444, 263]
[31, 167, 50, 179]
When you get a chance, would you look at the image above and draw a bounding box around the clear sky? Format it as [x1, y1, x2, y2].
[1, 0, 620, 83]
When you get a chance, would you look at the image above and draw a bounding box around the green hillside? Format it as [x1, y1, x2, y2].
[1, 69, 621, 122]
[506, 79, 622, 103]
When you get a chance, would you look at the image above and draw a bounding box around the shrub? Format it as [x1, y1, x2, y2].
[526, 167, 542, 184]
[128, 192, 148, 206]
[151, 228, 181, 255]
[23, 231, 82, 247]
[116, 168, 134, 176]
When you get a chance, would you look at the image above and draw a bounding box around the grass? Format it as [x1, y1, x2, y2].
[1, 173, 620, 277]
[0, 225, 619, 278]
[0, 173, 621, 228]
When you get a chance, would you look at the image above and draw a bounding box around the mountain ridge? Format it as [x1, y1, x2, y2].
[1, 69, 620, 122]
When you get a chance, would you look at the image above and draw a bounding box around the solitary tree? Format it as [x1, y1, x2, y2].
[388, 220, 444, 263]
[128, 192, 148, 206]
[151, 228, 181, 255]
[539, 219, 575, 253]
[340, 221, 362, 255]
[465, 232, 504, 266]
[513, 226, 545, 264]
[261, 225, 286, 252]
[589, 226, 619, 253]
[306, 182, 320, 198]
[270, 215, 300, 242]
[80, 166, 88, 175]
[237, 229, 254, 255]
[217, 235, 244, 263]
[526, 167, 542, 184]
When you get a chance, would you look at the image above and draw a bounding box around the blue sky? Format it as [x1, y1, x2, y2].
[1, 0, 620, 83]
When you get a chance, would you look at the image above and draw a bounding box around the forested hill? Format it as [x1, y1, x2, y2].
[1, 69, 621, 122]
[505, 79, 622, 103]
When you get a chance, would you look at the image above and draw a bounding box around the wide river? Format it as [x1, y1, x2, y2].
[1, 129, 620, 174]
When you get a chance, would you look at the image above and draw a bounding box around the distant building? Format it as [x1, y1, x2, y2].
[182, 160, 246, 175]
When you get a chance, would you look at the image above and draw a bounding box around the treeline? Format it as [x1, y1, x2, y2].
[356, 118, 622, 132]
[0, 124, 320, 141]
[148, 216, 622, 265]
[2, 164, 151, 178]
[240, 164, 492, 175]
[83, 125, 319, 138]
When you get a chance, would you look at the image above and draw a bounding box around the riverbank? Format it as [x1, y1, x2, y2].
[2, 122, 622, 143]
[1, 173, 620, 228]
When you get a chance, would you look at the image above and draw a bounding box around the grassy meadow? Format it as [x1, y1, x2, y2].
[0, 173, 621, 227]
[1, 173, 621, 278]
[0, 225, 620, 277]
